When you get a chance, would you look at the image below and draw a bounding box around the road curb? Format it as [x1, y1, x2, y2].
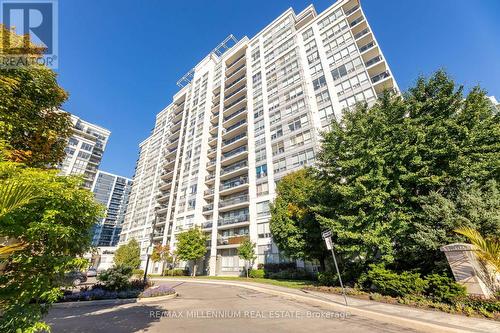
[152, 278, 480, 333]
[52, 292, 177, 308]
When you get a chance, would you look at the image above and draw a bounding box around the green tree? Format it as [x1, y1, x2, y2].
[237, 238, 256, 278]
[315, 70, 499, 276]
[0, 161, 104, 333]
[0, 24, 70, 168]
[151, 244, 173, 276]
[417, 180, 500, 271]
[269, 168, 327, 269]
[175, 228, 207, 277]
[114, 239, 141, 269]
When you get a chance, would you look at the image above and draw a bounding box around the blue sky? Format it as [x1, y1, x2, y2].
[57, 0, 500, 178]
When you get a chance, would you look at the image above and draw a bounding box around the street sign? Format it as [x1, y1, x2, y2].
[324, 237, 333, 250]
[146, 246, 153, 256]
[320, 229, 348, 307]
[322, 229, 332, 239]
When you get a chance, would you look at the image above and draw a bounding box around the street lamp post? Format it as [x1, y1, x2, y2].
[143, 207, 159, 283]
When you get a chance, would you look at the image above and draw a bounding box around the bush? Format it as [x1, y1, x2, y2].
[318, 271, 338, 287]
[262, 262, 296, 273]
[423, 274, 466, 303]
[132, 269, 144, 277]
[163, 268, 188, 276]
[265, 268, 313, 280]
[362, 264, 427, 297]
[249, 269, 265, 278]
[97, 265, 133, 291]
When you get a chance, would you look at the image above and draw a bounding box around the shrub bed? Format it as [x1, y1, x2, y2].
[249, 269, 265, 278]
[163, 268, 189, 276]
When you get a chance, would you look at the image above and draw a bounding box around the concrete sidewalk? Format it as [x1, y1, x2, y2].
[152, 277, 500, 333]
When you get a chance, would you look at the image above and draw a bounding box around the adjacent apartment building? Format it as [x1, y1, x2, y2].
[119, 0, 398, 275]
[59, 115, 111, 189]
[91, 171, 133, 247]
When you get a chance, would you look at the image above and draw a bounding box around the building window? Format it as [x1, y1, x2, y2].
[272, 141, 285, 156]
[256, 201, 270, 218]
[312, 75, 327, 90]
[256, 183, 269, 197]
[256, 164, 267, 179]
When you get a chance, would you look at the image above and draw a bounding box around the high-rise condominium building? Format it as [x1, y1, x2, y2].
[59, 115, 111, 189]
[91, 171, 133, 247]
[487, 96, 499, 113]
[119, 0, 398, 275]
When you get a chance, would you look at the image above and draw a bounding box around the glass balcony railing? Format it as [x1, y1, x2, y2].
[224, 95, 247, 111]
[222, 145, 247, 161]
[220, 177, 248, 191]
[221, 160, 247, 175]
[371, 71, 391, 84]
[365, 55, 383, 68]
[220, 194, 249, 208]
[344, 5, 360, 16]
[218, 214, 250, 226]
[225, 75, 245, 90]
[226, 53, 245, 69]
[224, 119, 247, 133]
[222, 132, 246, 147]
[224, 85, 246, 101]
[359, 41, 376, 53]
[350, 16, 364, 27]
[204, 188, 215, 196]
[201, 221, 213, 229]
[354, 28, 369, 40]
[203, 204, 214, 212]
[225, 63, 246, 80]
[224, 107, 246, 122]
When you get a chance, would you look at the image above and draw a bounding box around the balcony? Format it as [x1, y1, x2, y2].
[206, 159, 216, 170]
[201, 221, 213, 230]
[354, 27, 370, 40]
[365, 55, 383, 68]
[359, 40, 376, 54]
[208, 135, 217, 146]
[221, 145, 247, 165]
[222, 132, 246, 151]
[220, 176, 248, 195]
[225, 63, 246, 81]
[218, 214, 250, 227]
[349, 16, 364, 28]
[204, 188, 215, 197]
[371, 71, 391, 84]
[207, 147, 217, 157]
[217, 235, 248, 246]
[153, 232, 164, 239]
[223, 107, 246, 123]
[225, 75, 245, 92]
[166, 148, 177, 158]
[344, 4, 360, 16]
[224, 85, 246, 103]
[221, 159, 247, 176]
[226, 53, 246, 70]
[203, 203, 214, 213]
[219, 194, 249, 208]
[205, 173, 216, 183]
[222, 120, 247, 140]
[223, 95, 247, 114]
[210, 112, 219, 124]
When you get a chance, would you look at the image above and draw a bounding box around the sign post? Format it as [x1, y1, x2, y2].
[322, 229, 348, 306]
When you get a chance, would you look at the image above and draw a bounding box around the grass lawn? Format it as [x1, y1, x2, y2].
[150, 275, 317, 289]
